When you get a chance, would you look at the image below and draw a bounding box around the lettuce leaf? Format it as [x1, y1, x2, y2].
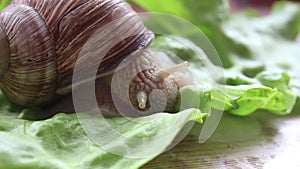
[145, 0, 300, 116]
[0, 0, 10, 10]
[1, 0, 300, 169]
[0, 91, 206, 169]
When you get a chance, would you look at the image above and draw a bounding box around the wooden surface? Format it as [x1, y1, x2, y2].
[143, 103, 300, 169]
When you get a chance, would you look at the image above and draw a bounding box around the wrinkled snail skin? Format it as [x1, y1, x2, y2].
[101, 49, 182, 116]
[0, 0, 194, 117]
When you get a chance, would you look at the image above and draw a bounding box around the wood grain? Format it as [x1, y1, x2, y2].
[143, 107, 300, 169]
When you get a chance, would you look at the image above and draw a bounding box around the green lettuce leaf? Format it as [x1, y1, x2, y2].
[220, 2, 300, 114]
[0, 0, 10, 10]
[0, 91, 206, 169]
[146, 0, 300, 116]
[1, 0, 300, 169]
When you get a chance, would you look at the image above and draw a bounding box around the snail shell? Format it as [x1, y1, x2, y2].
[0, 0, 154, 107]
[0, 0, 196, 116]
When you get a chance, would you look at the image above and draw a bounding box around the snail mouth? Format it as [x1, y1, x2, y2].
[0, 24, 9, 80]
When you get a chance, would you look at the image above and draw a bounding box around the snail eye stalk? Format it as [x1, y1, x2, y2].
[137, 91, 147, 110]
[157, 61, 190, 79]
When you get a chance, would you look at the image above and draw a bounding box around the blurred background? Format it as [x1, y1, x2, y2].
[231, 0, 300, 15]
[230, 0, 300, 42]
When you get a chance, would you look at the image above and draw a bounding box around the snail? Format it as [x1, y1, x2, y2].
[0, 0, 196, 117]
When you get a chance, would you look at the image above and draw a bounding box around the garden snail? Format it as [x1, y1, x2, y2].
[0, 0, 195, 117]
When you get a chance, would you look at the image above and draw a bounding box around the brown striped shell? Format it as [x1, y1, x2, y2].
[0, 0, 154, 107]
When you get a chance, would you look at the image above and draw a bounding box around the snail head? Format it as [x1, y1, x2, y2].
[115, 50, 191, 113]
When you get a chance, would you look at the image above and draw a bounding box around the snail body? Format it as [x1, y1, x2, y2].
[0, 0, 194, 116]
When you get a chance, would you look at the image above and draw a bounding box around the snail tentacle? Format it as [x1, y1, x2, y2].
[137, 91, 147, 110]
[157, 61, 190, 79]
